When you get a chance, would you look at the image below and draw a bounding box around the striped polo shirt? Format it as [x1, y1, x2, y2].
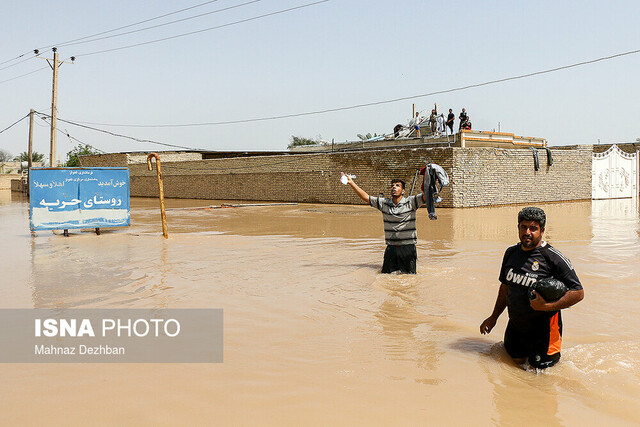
[369, 194, 425, 246]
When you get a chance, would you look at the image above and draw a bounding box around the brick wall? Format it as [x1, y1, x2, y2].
[88, 146, 594, 207]
[452, 146, 592, 207]
[129, 148, 455, 205]
[80, 153, 129, 167]
[80, 152, 202, 168]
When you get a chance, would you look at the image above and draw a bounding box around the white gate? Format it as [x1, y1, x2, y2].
[592, 145, 638, 199]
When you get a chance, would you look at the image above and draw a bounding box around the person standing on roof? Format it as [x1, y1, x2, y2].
[412, 112, 422, 138]
[446, 109, 455, 135]
[429, 105, 438, 134]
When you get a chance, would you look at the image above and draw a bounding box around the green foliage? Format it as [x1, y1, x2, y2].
[13, 151, 45, 162]
[65, 144, 100, 167]
[288, 135, 318, 149]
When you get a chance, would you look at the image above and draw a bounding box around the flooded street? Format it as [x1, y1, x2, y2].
[1, 190, 639, 425]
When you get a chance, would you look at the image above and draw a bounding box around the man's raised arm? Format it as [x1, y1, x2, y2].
[341, 172, 370, 203]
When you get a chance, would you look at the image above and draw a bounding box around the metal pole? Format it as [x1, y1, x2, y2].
[147, 153, 168, 238]
[27, 109, 34, 196]
[28, 109, 34, 169]
[409, 168, 420, 196]
[49, 49, 59, 167]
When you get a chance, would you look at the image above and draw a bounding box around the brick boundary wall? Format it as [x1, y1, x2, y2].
[127, 147, 455, 205]
[452, 146, 592, 206]
[82, 146, 594, 207]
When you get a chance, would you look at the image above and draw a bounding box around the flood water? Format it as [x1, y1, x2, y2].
[1, 190, 639, 425]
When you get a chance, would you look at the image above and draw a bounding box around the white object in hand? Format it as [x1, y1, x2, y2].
[340, 174, 356, 185]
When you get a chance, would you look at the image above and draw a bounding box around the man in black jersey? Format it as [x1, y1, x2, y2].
[480, 207, 584, 369]
[446, 108, 455, 135]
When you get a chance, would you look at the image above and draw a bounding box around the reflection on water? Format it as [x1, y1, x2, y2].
[0, 193, 639, 424]
[591, 199, 640, 254]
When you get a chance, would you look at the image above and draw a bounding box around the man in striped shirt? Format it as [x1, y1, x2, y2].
[342, 173, 426, 274]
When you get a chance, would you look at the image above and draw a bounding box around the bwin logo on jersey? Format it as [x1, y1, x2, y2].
[531, 261, 539, 271]
[505, 268, 537, 287]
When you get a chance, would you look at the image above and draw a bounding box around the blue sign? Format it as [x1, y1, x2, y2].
[30, 168, 130, 231]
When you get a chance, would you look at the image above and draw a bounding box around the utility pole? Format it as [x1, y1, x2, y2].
[28, 109, 34, 169]
[49, 48, 59, 168]
[37, 48, 75, 167]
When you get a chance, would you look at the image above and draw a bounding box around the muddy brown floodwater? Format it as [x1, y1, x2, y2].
[1, 190, 639, 425]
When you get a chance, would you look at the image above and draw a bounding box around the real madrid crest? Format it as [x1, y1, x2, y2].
[531, 261, 539, 271]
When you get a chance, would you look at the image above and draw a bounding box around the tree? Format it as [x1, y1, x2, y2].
[288, 135, 318, 149]
[65, 144, 101, 167]
[0, 149, 12, 162]
[0, 149, 12, 174]
[13, 151, 45, 162]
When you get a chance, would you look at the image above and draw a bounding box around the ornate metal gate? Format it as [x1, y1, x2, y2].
[592, 145, 638, 199]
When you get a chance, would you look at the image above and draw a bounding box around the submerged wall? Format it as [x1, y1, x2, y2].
[82, 146, 593, 207]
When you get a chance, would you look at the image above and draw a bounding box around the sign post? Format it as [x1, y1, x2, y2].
[29, 168, 130, 233]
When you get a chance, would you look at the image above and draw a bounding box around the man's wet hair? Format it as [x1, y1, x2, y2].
[518, 206, 546, 228]
[391, 179, 406, 189]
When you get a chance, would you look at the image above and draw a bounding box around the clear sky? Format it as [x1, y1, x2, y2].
[1, 0, 639, 161]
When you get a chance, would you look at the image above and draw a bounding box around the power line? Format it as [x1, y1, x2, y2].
[0, 66, 49, 85]
[76, 0, 330, 57]
[0, 113, 30, 135]
[0, 51, 34, 67]
[0, 53, 39, 72]
[64, 47, 640, 128]
[38, 0, 224, 51]
[58, 128, 106, 154]
[37, 112, 203, 151]
[0, 2, 324, 85]
[37, 115, 107, 153]
[56, 0, 262, 48]
[1, 1, 223, 70]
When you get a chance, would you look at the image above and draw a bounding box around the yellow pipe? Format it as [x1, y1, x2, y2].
[147, 153, 168, 238]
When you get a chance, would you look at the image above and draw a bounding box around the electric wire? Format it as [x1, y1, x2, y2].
[2, 1, 223, 66]
[1, 2, 323, 83]
[38, 0, 224, 51]
[56, 0, 262, 48]
[0, 113, 30, 135]
[58, 127, 106, 154]
[0, 52, 30, 66]
[75, 0, 329, 57]
[36, 115, 107, 153]
[0, 54, 39, 72]
[64, 47, 640, 128]
[0, 66, 49, 85]
[36, 112, 203, 151]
